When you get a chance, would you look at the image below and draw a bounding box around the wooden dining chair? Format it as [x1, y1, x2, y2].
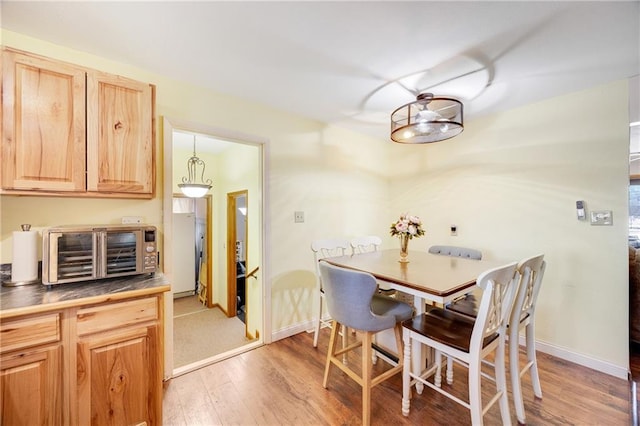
[310, 238, 350, 348]
[446, 254, 546, 424]
[319, 262, 413, 426]
[401, 261, 519, 426]
[350, 235, 382, 254]
[428, 245, 484, 377]
[508, 254, 546, 424]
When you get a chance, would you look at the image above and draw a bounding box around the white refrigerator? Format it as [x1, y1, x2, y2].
[172, 212, 196, 296]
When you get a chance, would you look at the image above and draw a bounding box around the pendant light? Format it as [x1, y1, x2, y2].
[390, 93, 463, 144]
[178, 134, 212, 198]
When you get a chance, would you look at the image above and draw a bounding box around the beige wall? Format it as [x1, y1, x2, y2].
[389, 80, 630, 370]
[1, 29, 631, 375]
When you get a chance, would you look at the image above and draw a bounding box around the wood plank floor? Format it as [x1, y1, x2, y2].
[163, 328, 631, 425]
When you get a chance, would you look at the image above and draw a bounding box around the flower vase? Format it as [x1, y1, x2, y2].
[399, 234, 410, 263]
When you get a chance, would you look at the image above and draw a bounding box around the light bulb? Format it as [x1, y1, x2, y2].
[415, 109, 438, 123]
[440, 123, 449, 133]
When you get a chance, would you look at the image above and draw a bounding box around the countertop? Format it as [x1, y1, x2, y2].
[0, 273, 170, 319]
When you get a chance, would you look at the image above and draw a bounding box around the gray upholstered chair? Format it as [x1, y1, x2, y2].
[428, 244, 483, 260]
[319, 262, 413, 426]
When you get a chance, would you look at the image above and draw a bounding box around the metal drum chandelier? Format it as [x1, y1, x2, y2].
[390, 93, 464, 144]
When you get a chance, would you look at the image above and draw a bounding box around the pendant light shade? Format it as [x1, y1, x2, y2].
[178, 135, 212, 198]
[390, 93, 463, 144]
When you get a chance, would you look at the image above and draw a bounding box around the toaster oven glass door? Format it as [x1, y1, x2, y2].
[103, 230, 142, 277]
[55, 232, 97, 281]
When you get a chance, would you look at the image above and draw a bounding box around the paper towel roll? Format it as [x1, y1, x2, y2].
[11, 230, 38, 282]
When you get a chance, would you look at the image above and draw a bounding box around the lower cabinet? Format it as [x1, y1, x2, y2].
[0, 344, 63, 425]
[0, 291, 165, 425]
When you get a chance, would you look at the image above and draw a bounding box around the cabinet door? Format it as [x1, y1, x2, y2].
[76, 325, 161, 425]
[1, 50, 86, 192]
[86, 71, 153, 195]
[0, 345, 64, 425]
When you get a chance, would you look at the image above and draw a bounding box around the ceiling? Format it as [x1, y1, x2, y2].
[2, 1, 639, 145]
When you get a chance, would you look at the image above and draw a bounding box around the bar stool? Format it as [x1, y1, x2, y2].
[401, 262, 519, 425]
[446, 254, 546, 424]
[319, 262, 413, 426]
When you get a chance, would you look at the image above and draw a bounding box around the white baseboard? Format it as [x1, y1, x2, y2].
[519, 335, 628, 380]
[272, 320, 316, 342]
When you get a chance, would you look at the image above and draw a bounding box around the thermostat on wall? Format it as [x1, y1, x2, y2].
[590, 210, 613, 226]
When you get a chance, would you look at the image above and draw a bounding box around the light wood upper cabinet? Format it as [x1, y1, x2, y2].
[1, 50, 86, 192]
[87, 71, 153, 194]
[1, 48, 155, 198]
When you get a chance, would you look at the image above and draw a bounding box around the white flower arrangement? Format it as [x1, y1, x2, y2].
[390, 213, 425, 239]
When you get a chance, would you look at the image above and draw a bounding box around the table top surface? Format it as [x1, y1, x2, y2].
[321, 249, 504, 299]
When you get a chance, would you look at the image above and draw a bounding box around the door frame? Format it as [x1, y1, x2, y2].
[227, 190, 248, 335]
[162, 116, 271, 379]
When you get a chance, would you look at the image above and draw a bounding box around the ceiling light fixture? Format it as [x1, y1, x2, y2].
[178, 134, 212, 198]
[390, 93, 464, 144]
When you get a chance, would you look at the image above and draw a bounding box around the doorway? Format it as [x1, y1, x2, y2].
[162, 117, 268, 378]
[227, 190, 249, 332]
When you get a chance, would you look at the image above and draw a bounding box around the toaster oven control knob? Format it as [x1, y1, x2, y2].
[146, 245, 155, 253]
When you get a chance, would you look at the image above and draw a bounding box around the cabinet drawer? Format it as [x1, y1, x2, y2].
[76, 297, 158, 336]
[0, 313, 61, 354]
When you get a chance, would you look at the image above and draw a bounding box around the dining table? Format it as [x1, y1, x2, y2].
[320, 248, 507, 392]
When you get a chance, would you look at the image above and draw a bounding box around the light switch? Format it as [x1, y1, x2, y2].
[294, 211, 304, 223]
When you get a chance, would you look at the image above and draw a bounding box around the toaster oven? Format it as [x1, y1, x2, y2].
[42, 225, 158, 285]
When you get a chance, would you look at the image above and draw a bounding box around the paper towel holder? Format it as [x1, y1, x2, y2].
[2, 224, 41, 287]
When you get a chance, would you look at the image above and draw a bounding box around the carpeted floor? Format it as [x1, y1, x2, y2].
[173, 296, 253, 368]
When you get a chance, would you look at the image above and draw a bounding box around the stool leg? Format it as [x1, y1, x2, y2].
[362, 332, 373, 426]
[342, 325, 349, 365]
[435, 350, 443, 388]
[496, 337, 511, 425]
[313, 293, 323, 348]
[468, 357, 483, 426]
[446, 355, 454, 384]
[323, 320, 340, 388]
[510, 328, 526, 424]
[527, 322, 543, 398]
[402, 328, 412, 417]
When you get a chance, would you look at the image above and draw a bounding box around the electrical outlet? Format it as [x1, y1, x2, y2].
[294, 211, 304, 223]
[122, 216, 143, 224]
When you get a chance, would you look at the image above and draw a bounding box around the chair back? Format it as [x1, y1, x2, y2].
[350, 235, 382, 255]
[311, 238, 350, 290]
[471, 262, 519, 352]
[510, 254, 546, 327]
[319, 262, 396, 332]
[429, 245, 482, 260]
